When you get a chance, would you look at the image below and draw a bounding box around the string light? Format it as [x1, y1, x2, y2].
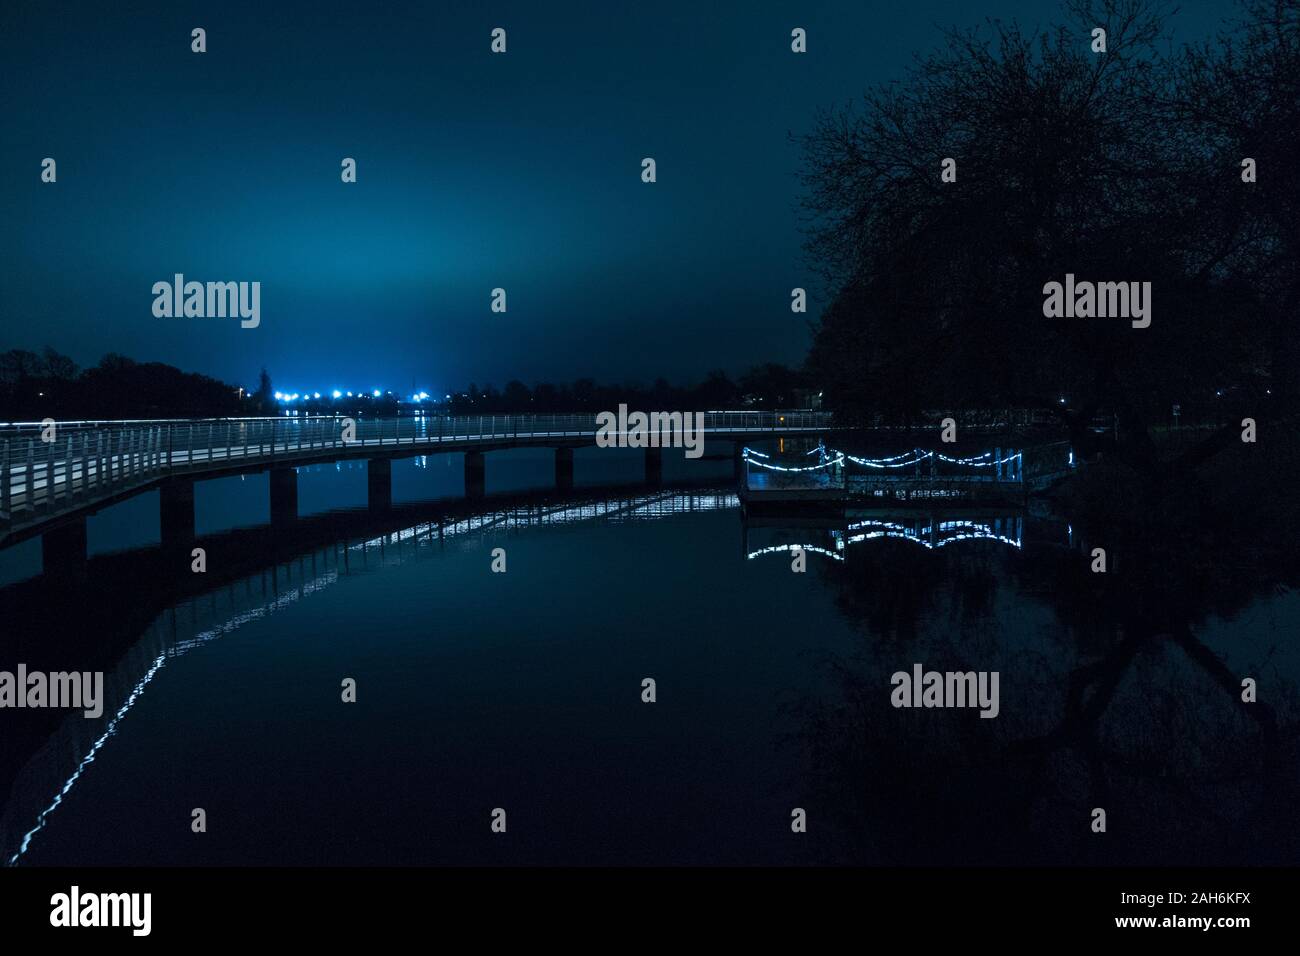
[933, 450, 1023, 467]
[742, 449, 844, 472]
[743, 446, 1023, 473]
[844, 450, 933, 469]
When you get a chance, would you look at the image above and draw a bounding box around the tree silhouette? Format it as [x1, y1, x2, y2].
[799, 0, 1298, 473]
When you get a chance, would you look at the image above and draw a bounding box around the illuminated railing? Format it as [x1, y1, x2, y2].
[741, 444, 1026, 489]
[0, 412, 834, 529]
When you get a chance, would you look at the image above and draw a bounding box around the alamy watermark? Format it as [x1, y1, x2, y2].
[1042, 273, 1151, 328]
[595, 404, 705, 458]
[50, 886, 151, 936]
[0, 664, 103, 718]
[152, 273, 260, 328]
[891, 663, 999, 718]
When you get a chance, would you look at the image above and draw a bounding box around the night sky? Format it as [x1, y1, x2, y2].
[0, 0, 1223, 395]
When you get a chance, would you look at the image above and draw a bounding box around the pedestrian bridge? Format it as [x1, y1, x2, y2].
[0, 411, 834, 551]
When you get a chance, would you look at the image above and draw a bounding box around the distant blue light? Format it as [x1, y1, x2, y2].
[332, 389, 342, 399]
[373, 389, 382, 397]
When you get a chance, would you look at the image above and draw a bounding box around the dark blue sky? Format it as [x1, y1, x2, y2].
[0, 0, 1224, 395]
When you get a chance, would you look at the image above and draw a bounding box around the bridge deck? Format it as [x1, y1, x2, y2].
[0, 412, 835, 544]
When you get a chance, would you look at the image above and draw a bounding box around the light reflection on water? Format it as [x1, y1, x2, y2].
[0, 441, 1296, 866]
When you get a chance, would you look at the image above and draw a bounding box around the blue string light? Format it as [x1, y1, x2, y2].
[743, 446, 1023, 473]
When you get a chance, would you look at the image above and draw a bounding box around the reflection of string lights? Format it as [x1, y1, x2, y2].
[747, 517, 1023, 562]
[7, 653, 168, 866]
[745, 543, 843, 561]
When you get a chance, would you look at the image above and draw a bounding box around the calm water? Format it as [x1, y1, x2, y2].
[1, 441, 1297, 866]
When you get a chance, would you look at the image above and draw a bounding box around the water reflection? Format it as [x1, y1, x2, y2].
[0, 444, 1297, 866]
[788, 493, 1300, 865]
[0, 482, 739, 864]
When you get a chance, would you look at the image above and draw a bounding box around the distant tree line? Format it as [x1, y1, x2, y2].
[0, 348, 812, 420]
[445, 364, 811, 414]
[0, 348, 266, 420]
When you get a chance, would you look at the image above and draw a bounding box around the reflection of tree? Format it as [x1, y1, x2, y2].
[793, 463, 1300, 864]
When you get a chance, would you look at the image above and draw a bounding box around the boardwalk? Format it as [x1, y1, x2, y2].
[0, 411, 833, 545]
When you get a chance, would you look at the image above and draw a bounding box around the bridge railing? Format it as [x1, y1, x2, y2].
[741, 444, 1029, 493]
[0, 411, 835, 527]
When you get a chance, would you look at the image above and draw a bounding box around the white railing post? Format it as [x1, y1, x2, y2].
[47, 437, 58, 507]
[62, 434, 72, 502]
[0, 439, 8, 522]
[76, 432, 86, 497]
[43, 436, 54, 511]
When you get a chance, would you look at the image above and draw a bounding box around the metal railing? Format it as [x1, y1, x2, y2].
[0, 411, 835, 529]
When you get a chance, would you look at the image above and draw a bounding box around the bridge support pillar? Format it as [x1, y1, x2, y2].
[269, 467, 298, 526]
[368, 458, 392, 512]
[42, 517, 87, 581]
[733, 442, 745, 482]
[159, 477, 196, 552]
[464, 451, 485, 498]
[644, 447, 663, 486]
[555, 447, 574, 491]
